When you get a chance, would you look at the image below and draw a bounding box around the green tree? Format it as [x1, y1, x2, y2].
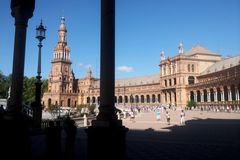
[41, 79, 48, 98]
[76, 104, 87, 112]
[0, 71, 10, 98]
[88, 104, 96, 114]
[23, 76, 36, 104]
[187, 100, 197, 109]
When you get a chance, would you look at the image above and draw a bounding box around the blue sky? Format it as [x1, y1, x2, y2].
[0, 0, 240, 79]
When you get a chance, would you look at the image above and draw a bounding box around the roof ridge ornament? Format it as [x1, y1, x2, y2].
[160, 51, 165, 61]
[178, 42, 184, 55]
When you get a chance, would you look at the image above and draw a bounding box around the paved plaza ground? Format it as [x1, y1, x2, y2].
[31, 110, 240, 160]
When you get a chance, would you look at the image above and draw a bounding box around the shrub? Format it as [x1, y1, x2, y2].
[187, 100, 197, 109]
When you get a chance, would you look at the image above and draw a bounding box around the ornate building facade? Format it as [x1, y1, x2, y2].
[42, 17, 240, 110]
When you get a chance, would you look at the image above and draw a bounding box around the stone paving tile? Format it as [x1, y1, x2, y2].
[30, 111, 240, 160]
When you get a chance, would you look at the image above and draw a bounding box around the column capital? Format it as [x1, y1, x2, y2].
[11, 0, 35, 21]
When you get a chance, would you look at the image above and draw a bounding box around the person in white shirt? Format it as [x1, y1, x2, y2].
[180, 110, 185, 125]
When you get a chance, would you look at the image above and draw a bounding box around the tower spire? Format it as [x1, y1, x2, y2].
[53, 17, 70, 61]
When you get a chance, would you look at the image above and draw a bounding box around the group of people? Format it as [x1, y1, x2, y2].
[155, 109, 186, 125]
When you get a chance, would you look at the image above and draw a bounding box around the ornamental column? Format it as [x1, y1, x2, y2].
[228, 86, 232, 101]
[3, 1, 35, 160]
[194, 91, 197, 102]
[86, 1, 128, 160]
[200, 90, 204, 102]
[7, 0, 35, 116]
[207, 89, 211, 102]
[235, 87, 239, 101]
[221, 87, 225, 101]
[214, 88, 218, 102]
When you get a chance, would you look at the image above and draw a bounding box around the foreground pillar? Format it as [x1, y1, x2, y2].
[7, 0, 35, 117]
[86, 0, 128, 160]
[2, 1, 35, 159]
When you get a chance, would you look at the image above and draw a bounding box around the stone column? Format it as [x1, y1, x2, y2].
[207, 90, 211, 102]
[2, 1, 35, 160]
[235, 88, 239, 101]
[86, 1, 128, 160]
[96, 0, 116, 121]
[214, 90, 218, 102]
[221, 91, 225, 101]
[7, 0, 35, 115]
[194, 91, 197, 102]
[228, 87, 232, 101]
[200, 91, 204, 102]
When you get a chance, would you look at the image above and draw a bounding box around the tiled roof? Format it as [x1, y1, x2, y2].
[187, 45, 219, 56]
[92, 74, 160, 88]
[201, 55, 240, 75]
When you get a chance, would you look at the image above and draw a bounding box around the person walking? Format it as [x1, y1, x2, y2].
[166, 111, 170, 125]
[156, 110, 161, 121]
[180, 110, 185, 125]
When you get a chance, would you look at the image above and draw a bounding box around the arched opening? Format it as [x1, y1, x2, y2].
[135, 95, 139, 103]
[97, 96, 100, 104]
[124, 96, 128, 103]
[224, 86, 228, 101]
[130, 95, 134, 103]
[87, 97, 90, 104]
[67, 98, 71, 107]
[217, 88, 221, 101]
[141, 95, 144, 103]
[119, 96, 123, 103]
[190, 91, 194, 101]
[231, 85, 236, 101]
[157, 94, 161, 103]
[48, 98, 51, 107]
[203, 89, 207, 102]
[188, 76, 195, 85]
[197, 90, 201, 102]
[92, 97, 96, 103]
[152, 95, 156, 103]
[210, 88, 214, 102]
[146, 95, 150, 103]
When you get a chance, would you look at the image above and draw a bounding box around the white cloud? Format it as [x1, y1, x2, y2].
[78, 63, 92, 69]
[85, 64, 92, 69]
[117, 66, 134, 72]
[78, 63, 84, 68]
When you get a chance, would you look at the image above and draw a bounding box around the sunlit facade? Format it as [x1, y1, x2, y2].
[42, 17, 240, 110]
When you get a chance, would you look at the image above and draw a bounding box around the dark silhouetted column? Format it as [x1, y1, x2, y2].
[86, 1, 128, 160]
[97, 0, 117, 121]
[1, 1, 35, 160]
[7, 0, 35, 117]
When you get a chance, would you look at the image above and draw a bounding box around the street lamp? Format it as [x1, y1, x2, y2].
[130, 94, 133, 108]
[34, 20, 46, 128]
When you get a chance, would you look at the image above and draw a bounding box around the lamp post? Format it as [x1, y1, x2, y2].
[130, 94, 133, 108]
[34, 20, 46, 128]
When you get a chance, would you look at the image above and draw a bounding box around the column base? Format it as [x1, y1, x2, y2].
[85, 120, 128, 160]
[1, 111, 31, 160]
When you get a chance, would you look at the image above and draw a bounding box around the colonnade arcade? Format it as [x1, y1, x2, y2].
[86, 94, 161, 105]
[160, 90, 176, 105]
[189, 84, 240, 110]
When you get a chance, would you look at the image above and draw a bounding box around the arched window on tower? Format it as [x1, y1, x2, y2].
[188, 76, 195, 85]
[192, 64, 194, 72]
[188, 64, 191, 72]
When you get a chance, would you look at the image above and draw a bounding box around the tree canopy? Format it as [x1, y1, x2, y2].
[0, 70, 48, 104]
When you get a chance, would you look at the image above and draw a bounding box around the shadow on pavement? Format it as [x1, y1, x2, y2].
[127, 118, 240, 160]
